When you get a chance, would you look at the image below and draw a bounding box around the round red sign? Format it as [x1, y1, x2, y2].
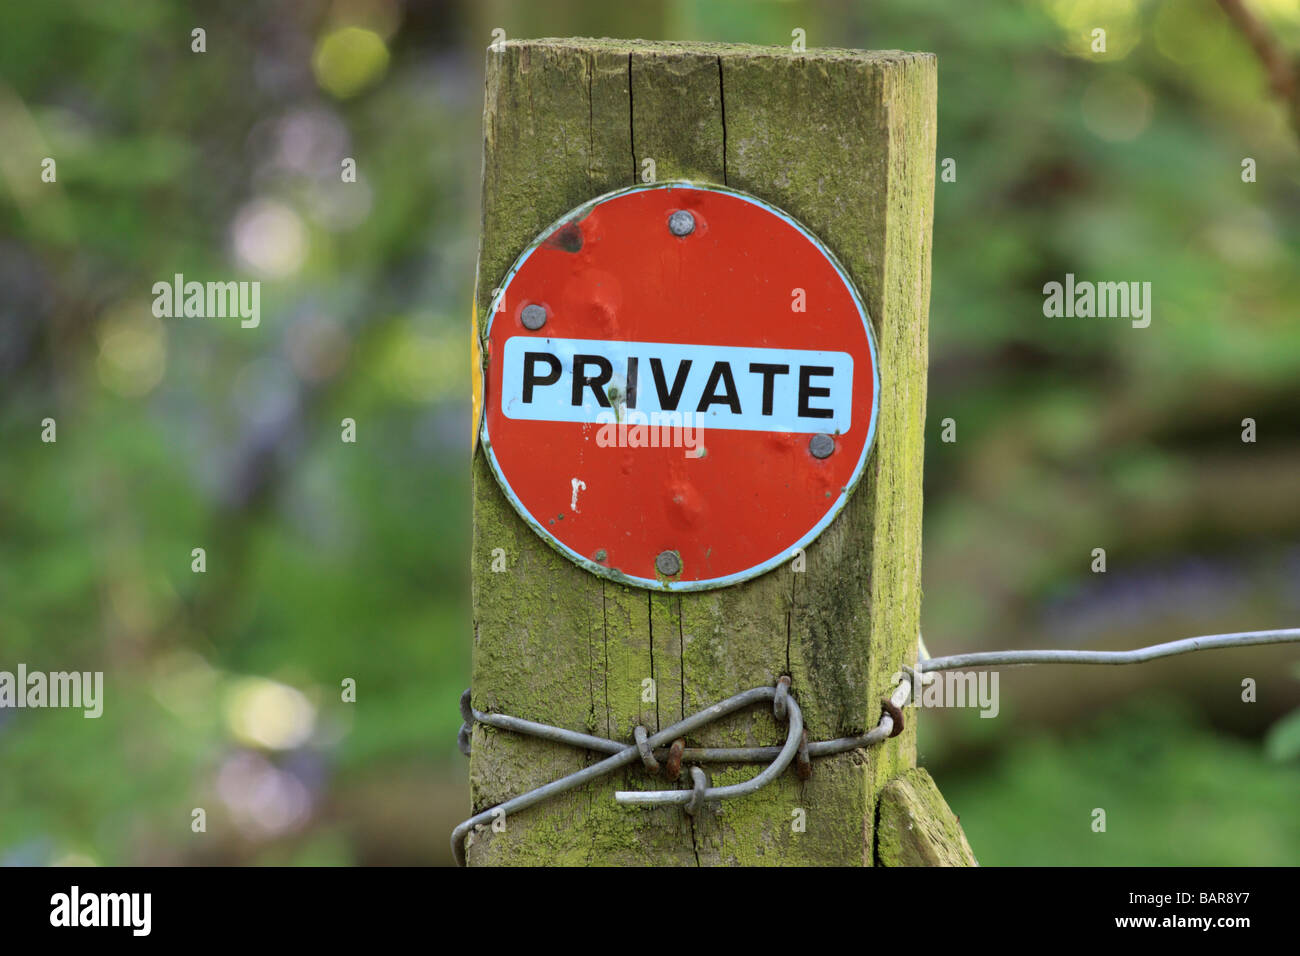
[480, 182, 880, 591]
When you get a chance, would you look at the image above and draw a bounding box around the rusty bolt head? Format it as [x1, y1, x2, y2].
[656, 550, 682, 576]
[881, 697, 905, 738]
[809, 433, 835, 459]
[668, 210, 695, 237]
[665, 739, 685, 781]
[521, 304, 547, 330]
[795, 729, 813, 780]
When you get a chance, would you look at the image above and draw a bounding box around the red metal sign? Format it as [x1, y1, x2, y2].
[480, 182, 880, 591]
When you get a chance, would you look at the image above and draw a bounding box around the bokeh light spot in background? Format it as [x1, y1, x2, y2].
[1201, 206, 1284, 271]
[96, 301, 166, 398]
[217, 751, 313, 838]
[231, 199, 308, 278]
[287, 313, 351, 382]
[1152, 0, 1230, 65]
[1044, 0, 1141, 59]
[150, 650, 220, 728]
[275, 108, 350, 174]
[377, 321, 466, 403]
[312, 27, 390, 99]
[224, 677, 317, 751]
[1081, 73, 1153, 141]
[231, 356, 300, 427]
[308, 175, 373, 230]
[1250, 0, 1300, 21]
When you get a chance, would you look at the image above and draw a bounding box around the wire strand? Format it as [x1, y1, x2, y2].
[920, 628, 1300, 671]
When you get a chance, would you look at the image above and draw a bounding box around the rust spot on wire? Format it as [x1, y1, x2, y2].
[795, 729, 812, 780]
[664, 738, 685, 781]
[881, 697, 905, 738]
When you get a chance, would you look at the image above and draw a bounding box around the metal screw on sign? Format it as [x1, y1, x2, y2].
[668, 210, 695, 236]
[656, 550, 682, 576]
[520, 304, 547, 330]
[809, 434, 835, 459]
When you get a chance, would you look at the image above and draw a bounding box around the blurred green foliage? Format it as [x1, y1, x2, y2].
[941, 699, 1300, 865]
[0, 0, 1297, 865]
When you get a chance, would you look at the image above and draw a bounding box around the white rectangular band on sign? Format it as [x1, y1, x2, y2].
[500, 336, 854, 434]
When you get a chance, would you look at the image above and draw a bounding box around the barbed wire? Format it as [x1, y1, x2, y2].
[451, 626, 1299, 866]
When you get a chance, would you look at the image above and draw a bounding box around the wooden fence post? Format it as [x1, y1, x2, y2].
[467, 38, 971, 866]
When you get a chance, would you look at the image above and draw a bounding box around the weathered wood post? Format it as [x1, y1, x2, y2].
[466, 38, 973, 866]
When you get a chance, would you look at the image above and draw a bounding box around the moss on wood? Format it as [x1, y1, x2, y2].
[875, 768, 978, 867]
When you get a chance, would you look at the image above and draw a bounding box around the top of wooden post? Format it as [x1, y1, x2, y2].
[497, 37, 933, 61]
